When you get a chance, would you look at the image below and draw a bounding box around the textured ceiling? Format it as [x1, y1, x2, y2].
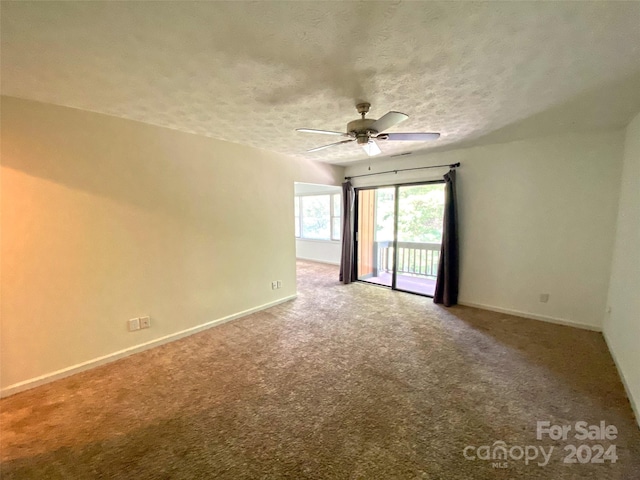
[2, 1, 640, 165]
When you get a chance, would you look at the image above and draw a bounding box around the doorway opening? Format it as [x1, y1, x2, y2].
[355, 182, 445, 297]
[294, 182, 342, 266]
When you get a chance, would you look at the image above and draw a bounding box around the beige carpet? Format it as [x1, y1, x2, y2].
[1, 260, 639, 479]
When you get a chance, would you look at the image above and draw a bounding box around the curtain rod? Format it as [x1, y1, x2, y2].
[344, 162, 460, 181]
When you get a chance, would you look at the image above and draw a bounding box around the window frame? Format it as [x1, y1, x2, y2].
[294, 192, 341, 242]
[330, 192, 341, 241]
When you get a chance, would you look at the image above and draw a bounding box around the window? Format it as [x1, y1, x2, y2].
[331, 193, 341, 241]
[295, 193, 341, 241]
[294, 196, 300, 237]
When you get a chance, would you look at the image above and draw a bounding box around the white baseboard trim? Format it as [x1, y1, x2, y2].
[0, 295, 297, 399]
[602, 331, 640, 429]
[457, 301, 602, 332]
[296, 256, 340, 266]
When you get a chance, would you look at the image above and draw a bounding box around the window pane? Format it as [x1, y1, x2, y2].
[301, 195, 330, 240]
[332, 218, 341, 240]
[332, 193, 341, 216]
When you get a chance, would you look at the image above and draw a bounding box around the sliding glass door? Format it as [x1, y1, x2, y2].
[356, 187, 395, 287]
[355, 182, 445, 297]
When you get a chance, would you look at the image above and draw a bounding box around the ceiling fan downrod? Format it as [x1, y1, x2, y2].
[356, 102, 371, 119]
[349, 103, 378, 144]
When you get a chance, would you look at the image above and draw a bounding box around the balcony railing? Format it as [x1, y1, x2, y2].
[375, 241, 441, 278]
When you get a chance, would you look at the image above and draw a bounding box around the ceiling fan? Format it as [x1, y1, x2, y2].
[296, 103, 440, 156]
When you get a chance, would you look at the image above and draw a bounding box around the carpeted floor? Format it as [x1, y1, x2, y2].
[1, 260, 639, 479]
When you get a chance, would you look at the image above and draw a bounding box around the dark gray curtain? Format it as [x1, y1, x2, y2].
[434, 169, 459, 306]
[339, 180, 356, 284]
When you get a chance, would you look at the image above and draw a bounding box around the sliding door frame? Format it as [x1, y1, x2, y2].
[353, 185, 392, 287]
[354, 179, 445, 297]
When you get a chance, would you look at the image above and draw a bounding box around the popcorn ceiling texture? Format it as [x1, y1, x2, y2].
[2, 1, 640, 164]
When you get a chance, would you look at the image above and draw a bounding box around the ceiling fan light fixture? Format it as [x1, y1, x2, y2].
[362, 141, 381, 157]
[356, 133, 371, 145]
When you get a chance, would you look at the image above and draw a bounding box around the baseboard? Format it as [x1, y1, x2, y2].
[296, 256, 340, 266]
[602, 331, 640, 429]
[457, 300, 602, 332]
[0, 295, 297, 398]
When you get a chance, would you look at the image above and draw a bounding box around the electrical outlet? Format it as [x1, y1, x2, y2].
[539, 293, 550, 303]
[277, 280, 282, 289]
[272, 281, 278, 290]
[128, 318, 141, 331]
[139, 316, 151, 329]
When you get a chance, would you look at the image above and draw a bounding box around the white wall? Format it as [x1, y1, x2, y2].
[604, 111, 640, 424]
[295, 240, 342, 265]
[294, 183, 342, 265]
[346, 131, 624, 330]
[0, 96, 344, 393]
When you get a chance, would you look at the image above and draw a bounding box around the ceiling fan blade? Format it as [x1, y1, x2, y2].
[307, 139, 354, 153]
[369, 111, 409, 133]
[296, 128, 348, 137]
[380, 132, 440, 141]
[362, 140, 381, 157]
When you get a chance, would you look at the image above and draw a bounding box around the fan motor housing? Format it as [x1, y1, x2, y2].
[347, 118, 377, 144]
